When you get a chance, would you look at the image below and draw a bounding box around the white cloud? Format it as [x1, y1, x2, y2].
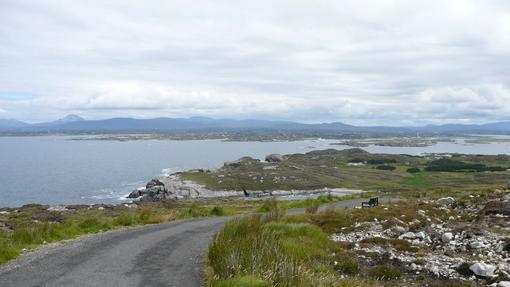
[0, 0, 510, 124]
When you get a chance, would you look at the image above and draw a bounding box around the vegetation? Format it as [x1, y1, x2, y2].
[180, 149, 510, 196]
[206, 201, 372, 287]
[406, 167, 421, 173]
[425, 158, 506, 172]
[375, 165, 396, 171]
[206, 194, 492, 286]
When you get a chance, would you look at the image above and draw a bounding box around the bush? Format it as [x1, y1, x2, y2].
[367, 264, 401, 280]
[367, 159, 397, 165]
[210, 206, 226, 216]
[406, 167, 421, 173]
[425, 158, 504, 172]
[376, 165, 396, 171]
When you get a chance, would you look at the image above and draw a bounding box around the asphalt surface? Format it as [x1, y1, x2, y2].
[0, 198, 397, 287]
[0, 217, 228, 287]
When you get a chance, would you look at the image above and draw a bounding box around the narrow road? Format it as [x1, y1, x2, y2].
[0, 198, 396, 287]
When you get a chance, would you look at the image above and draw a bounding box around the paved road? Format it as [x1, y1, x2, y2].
[0, 198, 397, 287]
[0, 217, 228, 287]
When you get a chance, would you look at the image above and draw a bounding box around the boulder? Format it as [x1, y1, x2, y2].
[437, 197, 455, 206]
[265, 154, 284, 163]
[128, 178, 169, 200]
[146, 178, 165, 189]
[498, 281, 510, 287]
[441, 232, 453, 243]
[401, 232, 416, 239]
[483, 201, 510, 216]
[469, 262, 497, 278]
[127, 189, 143, 199]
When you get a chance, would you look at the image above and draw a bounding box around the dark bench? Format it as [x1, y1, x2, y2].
[362, 197, 379, 208]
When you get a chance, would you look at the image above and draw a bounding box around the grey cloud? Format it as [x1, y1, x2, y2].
[1, 0, 510, 124]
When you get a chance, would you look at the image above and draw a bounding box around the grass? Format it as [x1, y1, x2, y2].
[206, 199, 472, 286]
[179, 149, 510, 198]
[207, 199, 406, 287]
[207, 213, 374, 287]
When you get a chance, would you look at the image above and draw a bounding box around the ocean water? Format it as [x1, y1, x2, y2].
[1, 136, 510, 207]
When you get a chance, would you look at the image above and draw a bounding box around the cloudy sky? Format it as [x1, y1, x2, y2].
[1, 0, 510, 125]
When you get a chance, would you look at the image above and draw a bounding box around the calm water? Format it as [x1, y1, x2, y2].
[1, 136, 510, 207]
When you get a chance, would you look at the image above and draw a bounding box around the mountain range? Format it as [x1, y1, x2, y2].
[1, 115, 509, 135]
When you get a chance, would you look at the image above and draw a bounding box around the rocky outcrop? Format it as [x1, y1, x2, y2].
[265, 154, 284, 163]
[223, 157, 259, 168]
[127, 174, 364, 201]
[127, 178, 169, 200]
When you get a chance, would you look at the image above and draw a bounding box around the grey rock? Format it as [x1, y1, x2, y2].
[441, 232, 453, 243]
[437, 197, 456, 205]
[265, 153, 284, 163]
[469, 262, 497, 277]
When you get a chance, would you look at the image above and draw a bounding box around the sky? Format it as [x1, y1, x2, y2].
[0, 0, 510, 125]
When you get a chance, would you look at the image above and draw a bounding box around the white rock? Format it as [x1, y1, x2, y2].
[470, 241, 485, 249]
[47, 205, 68, 212]
[498, 281, 510, 287]
[417, 210, 426, 216]
[470, 262, 497, 278]
[401, 232, 416, 239]
[442, 232, 453, 243]
[415, 231, 426, 239]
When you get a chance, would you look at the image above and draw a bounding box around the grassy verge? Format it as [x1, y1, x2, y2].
[0, 193, 368, 265]
[0, 200, 250, 265]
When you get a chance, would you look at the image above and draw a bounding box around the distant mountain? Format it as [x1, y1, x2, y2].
[0, 119, 28, 128]
[0, 115, 509, 135]
[34, 114, 85, 126]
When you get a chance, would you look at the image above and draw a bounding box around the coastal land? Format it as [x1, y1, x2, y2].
[2, 148, 510, 286]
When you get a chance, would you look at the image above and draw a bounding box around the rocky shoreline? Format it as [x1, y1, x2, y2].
[127, 174, 366, 201]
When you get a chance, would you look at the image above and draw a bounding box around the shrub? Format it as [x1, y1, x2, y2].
[376, 165, 396, 171]
[210, 206, 226, 216]
[367, 264, 401, 280]
[425, 158, 504, 172]
[406, 167, 421, 173]
[367, 159, 397, 165]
